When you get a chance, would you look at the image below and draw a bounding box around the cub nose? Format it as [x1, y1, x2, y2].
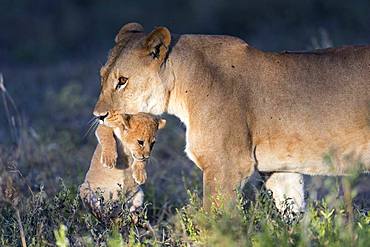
[97, 112, 108, 121]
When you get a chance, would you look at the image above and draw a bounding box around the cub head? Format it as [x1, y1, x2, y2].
[105, 112, 166, 161]
[94, 22, 172, 122]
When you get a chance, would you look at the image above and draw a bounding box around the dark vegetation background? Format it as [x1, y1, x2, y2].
[0, 0, 370, 214]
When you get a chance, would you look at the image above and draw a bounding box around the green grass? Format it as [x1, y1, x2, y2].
[0, 173, 369, 246]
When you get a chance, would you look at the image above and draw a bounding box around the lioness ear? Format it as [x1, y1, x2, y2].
[115, 22, 144, 43]
[158, 118, 166, 129]
[143, 27, 171, 62]
[121, 114, 131, 129]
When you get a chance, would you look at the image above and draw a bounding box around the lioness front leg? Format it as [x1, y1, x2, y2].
[95, 125, 118, 169]
[202, 157, 254, 210]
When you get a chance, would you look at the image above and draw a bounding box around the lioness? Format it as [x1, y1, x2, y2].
[96, 111, 166, 184]
[91, 22, 370, 210]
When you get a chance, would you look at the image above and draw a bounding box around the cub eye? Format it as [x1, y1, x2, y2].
[115, 76, 128, 90]
[137, 140, 144, 146]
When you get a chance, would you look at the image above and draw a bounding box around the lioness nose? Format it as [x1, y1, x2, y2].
[97, 112, 108, 121]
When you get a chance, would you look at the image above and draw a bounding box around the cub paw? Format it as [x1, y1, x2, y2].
[100, 149, 117, 169]
[132, 164, 147, 185]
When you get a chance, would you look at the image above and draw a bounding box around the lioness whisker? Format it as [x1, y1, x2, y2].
[86, 116, 98, 125]
[83, 119, 99, 139]
[89, 121, 100, 137]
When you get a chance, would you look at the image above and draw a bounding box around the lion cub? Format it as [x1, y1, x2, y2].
[96, 112, 166, 185]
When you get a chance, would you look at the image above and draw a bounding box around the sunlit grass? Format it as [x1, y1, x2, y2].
[0, 172, 369, 246]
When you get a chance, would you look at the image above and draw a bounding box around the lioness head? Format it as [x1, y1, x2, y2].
[94, 23, 172, 122]
[105, 111, 166, 161]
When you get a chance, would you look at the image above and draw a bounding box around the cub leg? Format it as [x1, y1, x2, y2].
[131, 161, 147, 185]
[95, 125, 118, 168]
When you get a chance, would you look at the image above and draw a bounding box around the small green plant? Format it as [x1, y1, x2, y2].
[54, 224, 70, 247]
[107, 228, 123, 247]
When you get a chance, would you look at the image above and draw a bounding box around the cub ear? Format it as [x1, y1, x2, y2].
[157, 118, 166, 129]
[143, 27, 171, 62]
[121, 114, 131, 129]
[115, 22, 144, 43]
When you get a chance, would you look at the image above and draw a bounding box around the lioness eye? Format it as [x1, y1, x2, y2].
[115, 76, 128, 90]
[137, 140, 144, 146]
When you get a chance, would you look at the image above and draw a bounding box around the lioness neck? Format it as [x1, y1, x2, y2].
[160, 34, 261, 127]
[161, 35, 192, 126]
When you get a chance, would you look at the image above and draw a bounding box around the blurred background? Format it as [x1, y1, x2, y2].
[0, 0, 369, 210]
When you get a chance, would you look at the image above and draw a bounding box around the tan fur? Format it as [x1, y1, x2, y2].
[79, 141, 144, 213]
[80, 112, 165, 213]
[96, 112, 165, 184]
[92, 22, 370, 208]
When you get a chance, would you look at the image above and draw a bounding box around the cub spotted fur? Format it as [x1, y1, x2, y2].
[96, 111, 166, 185]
